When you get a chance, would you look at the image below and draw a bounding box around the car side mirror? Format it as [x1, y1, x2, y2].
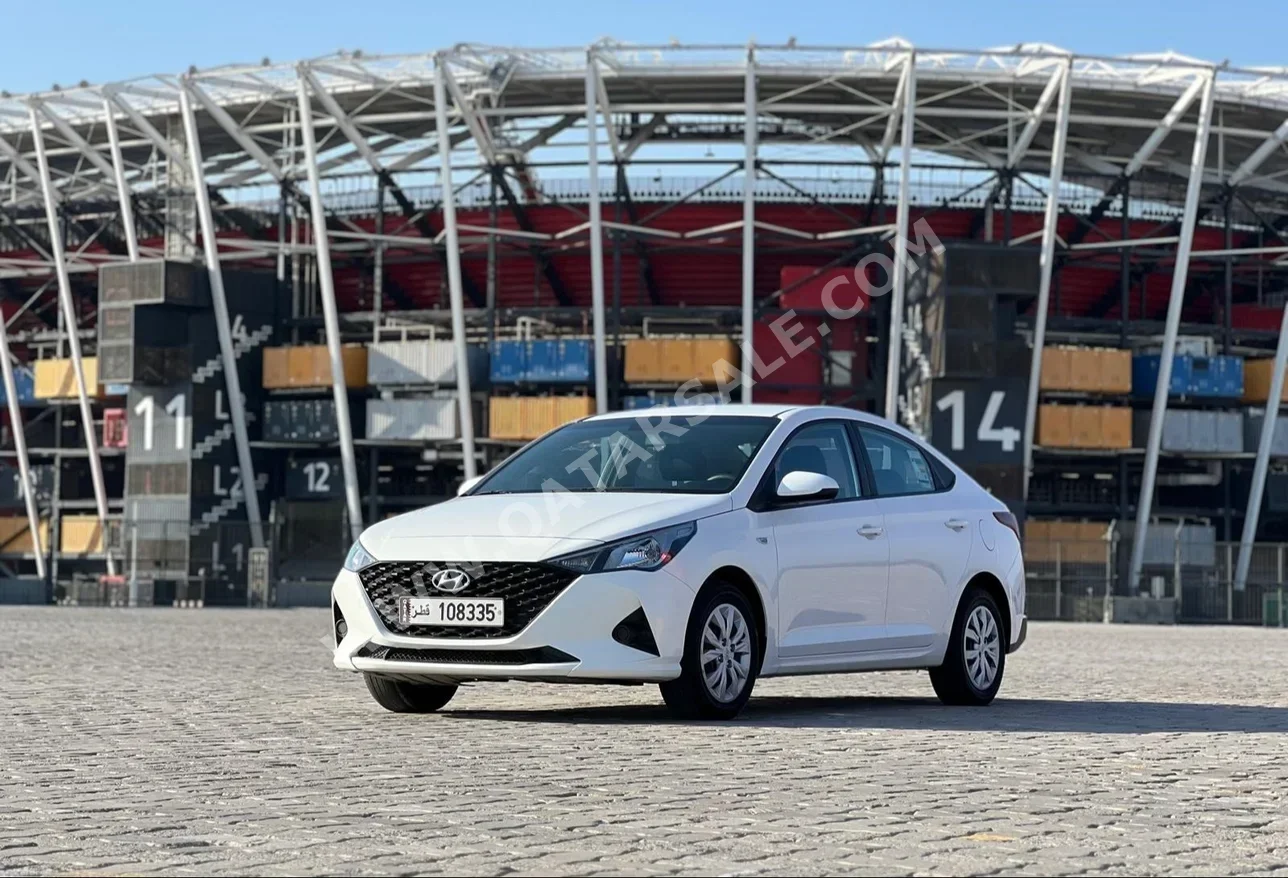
[775, 471, 840, 503]
[457, 474, 484, 496]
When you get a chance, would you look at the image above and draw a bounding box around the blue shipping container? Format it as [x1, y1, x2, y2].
[489, 340, 526, 383]
[0, 367, 36, 407]
[1133, 354, 1193, 398]
[1189, 355, 1244, 398]
[525, 340, 560, 382]
[558, 340, 592, 382]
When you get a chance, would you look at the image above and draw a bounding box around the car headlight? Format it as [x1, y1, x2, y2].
[343, 539, 377, 572]
[550, 521, 697, 575]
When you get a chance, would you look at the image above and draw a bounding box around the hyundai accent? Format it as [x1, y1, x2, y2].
[331, 404, 1027, 719]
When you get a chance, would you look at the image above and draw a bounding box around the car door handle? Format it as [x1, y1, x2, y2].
[858, 525, 884, 538]
[945, 518, 969, 531]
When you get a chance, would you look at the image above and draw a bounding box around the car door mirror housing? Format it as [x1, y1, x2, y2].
[775, 471, 840, 504]
[457, 474, 485, 496]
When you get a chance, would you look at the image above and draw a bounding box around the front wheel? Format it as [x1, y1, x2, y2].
[930, 587, 1006, 706]
[364, 673, 458, 713]
[660, 582, 760, 720]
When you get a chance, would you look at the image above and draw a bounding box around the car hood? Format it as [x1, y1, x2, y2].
[360, 492, 732, 563]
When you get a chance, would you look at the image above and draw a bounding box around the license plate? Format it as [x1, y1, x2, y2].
[398, 596, 504, 628]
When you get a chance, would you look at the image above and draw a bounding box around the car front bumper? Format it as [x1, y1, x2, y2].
[331, 565, 694, 683]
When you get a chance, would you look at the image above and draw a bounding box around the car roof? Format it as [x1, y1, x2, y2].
[584, 403, 893, 424]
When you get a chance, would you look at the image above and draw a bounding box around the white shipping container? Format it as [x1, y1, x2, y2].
[367, 340, 457, 386]
[366, 398, 458, 441]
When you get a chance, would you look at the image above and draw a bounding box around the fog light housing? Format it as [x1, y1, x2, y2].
[611, 607, 659, 656]
[333, 602, 348, 646]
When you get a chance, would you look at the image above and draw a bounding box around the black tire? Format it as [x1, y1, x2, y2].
[660, 582, 761, 720]
[930, 587, 1006, 706]
[363, 673, 458, 713]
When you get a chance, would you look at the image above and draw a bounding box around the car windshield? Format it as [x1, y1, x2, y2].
[473, 415, 777, 495]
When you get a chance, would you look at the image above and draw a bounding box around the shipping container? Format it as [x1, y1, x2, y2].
[367, 340, 488, 386]
[1132, 354, 1193, 398]
[490, 340, 527, 383]
[1242, 359, 1288, 404]
[262, 398, 364, 442]
[1039, 404, 1129, 449]
[0, 516, 49, 555]
[1243, 410, 1288, 455]
[488, 396, 593, 440]
[623, 339, 664, 382]
[366, 398, 458, 441]
[1024, 520, 1110, 563]
[266, 345, 368, 389]
[33, 357, 101, 400]
[59, 515, 105, 554]
[0, 366, 36, 406]
[1135, 410, 1242, 453]
[98, 259, 209, 307]
[1189, 355, 1243, 398]
[1118, 521, 1216, 567]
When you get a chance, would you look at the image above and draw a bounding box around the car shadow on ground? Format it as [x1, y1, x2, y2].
[443, 696, 1288, 733]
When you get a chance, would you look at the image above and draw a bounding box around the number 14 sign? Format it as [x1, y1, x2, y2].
[930, 378, 1027, 466]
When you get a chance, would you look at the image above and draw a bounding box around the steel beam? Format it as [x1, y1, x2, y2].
[434, 57, 478, 479]
[1006, 64, 1066, 169]
[27, 106, 115, 577]
[1229, 117, 1288, 188]
[178, 82, 265, 549]
[0, 316, 46, 579]
[1129, 72, 1217, 593]
[1236, 303, 1288, 591]
[586, 52, 609, 414]
[297, 72, 364, 541]
[883, 51, 916, 422]
[101, 98, 140, 260]
[742, 46, 757, 403]
[1022, 60, 1074, 496]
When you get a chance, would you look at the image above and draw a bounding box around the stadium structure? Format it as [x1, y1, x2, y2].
[2, 39, 1288, 621]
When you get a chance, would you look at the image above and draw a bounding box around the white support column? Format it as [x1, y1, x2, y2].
[585, 51, 609, 414]
[884, 52, 917, 422]
[0, 329, 46, 580]
[1022, 59, 1074, 495]
[297, 71, 364, 541]
[178, 82, 266, 549]
[28, 106, 115, 577]
[434, 55, 478, 479]
[741, 45, 757, 403]
[1129, 72, 1217, 592]
[102, 98, 139, 261]
[1236, 303, 1288, 591]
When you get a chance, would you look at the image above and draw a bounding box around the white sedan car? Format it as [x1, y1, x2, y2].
[331, 404, 1027, 719]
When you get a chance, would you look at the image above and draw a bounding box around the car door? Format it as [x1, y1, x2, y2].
[758, 420, 890, 659]
[855, 425, 973, 649]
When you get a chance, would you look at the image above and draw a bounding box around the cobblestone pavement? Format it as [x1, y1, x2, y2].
[2, 609, 1287, 876]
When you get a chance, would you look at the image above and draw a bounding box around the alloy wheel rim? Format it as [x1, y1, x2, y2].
[964, 604, 1001, 690]
[701, 603, 752, 703]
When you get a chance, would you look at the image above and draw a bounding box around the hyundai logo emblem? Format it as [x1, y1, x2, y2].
[430, 568, 471, 594]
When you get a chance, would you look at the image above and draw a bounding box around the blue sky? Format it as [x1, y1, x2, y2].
[3, 0, 1283, 94]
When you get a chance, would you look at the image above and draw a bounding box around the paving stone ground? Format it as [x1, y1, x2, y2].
[2, 608, 1287, 876]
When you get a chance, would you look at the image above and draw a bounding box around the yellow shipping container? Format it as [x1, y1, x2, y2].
[658, 339, 695, 384]
[262, 347, 291, 389]
[33, 357, 100, 399]
[624, 339, 665, 382]
[1067, 348, 1102, 392]
[488, 397, 522, 440]
[1101, 406, 1132, 449]
[690, 339, 740, 385]
[490, 396, 595, 440]
[1098, 349, 1132, 393]
[1243, 359, 1288, 403]
[1038, 404, 1073, 447]
[1039, 347, 1071, 390]
[0, 516, 50, 555]
[59, 515, 105, 554]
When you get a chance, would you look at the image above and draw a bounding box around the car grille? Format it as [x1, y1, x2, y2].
[358, 561, 577, 639]
[356, 644, 577, 664]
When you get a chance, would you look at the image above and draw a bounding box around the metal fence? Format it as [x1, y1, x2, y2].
[1025, 539, 1288, 627]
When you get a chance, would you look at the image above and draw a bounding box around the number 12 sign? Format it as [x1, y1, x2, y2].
[930, 378, 1027, 466]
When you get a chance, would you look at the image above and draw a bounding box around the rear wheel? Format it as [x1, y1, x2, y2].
[930, 587, 1005, 706]
[660, 582, 760, 720]
[363, 673, 458, 713]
